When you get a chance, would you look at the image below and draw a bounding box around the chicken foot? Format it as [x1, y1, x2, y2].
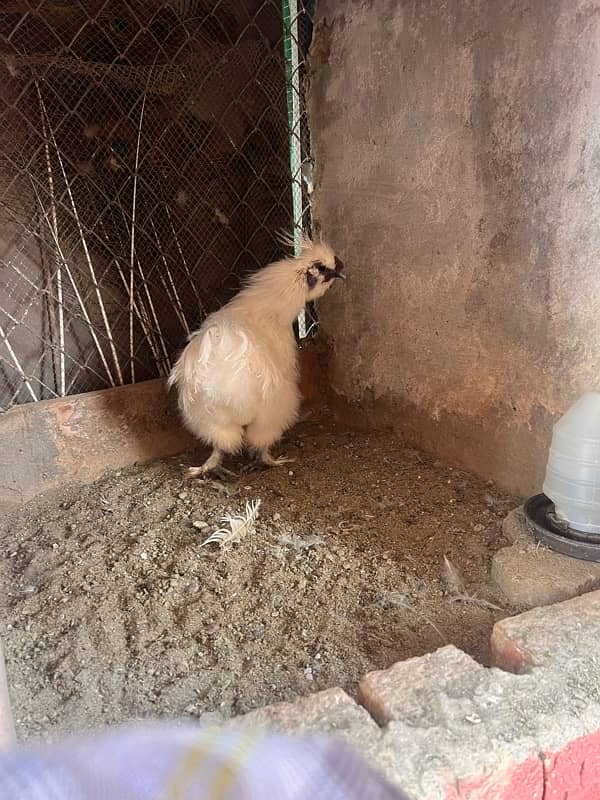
[239, 448, 295, 474]
[186, 448, 236, 480]
[187, 445, 294, 479]
[259, 448, 295, 467]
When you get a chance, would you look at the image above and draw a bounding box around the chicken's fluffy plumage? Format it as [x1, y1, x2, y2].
[168, 236, 344, 475]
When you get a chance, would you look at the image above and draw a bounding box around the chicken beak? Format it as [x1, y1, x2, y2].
[333, 272, 346, 280]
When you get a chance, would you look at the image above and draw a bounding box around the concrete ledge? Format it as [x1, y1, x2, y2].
[490, 588, 600, 673]
[360, 592, 600, 797]
[492, 508, 600, 609]
[232, 687, 383, 755]
[0, 346, 325, 510]
[357, 646, 481, 727]
[0, 378, 193, 509]
[222, 590, 600, 799]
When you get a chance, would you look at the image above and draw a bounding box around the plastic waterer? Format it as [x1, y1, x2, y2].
[543, 392, 600, 534]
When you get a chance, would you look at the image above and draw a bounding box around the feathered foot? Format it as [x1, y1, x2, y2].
[239, 449, 294, 474]
[186, 449, 237, 480]
[259, 448, 295, 467]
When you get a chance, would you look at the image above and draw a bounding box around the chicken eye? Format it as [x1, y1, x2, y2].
[312, 260, 327, 274]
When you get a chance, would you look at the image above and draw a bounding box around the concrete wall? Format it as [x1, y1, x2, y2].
[308, 0, 600, 494]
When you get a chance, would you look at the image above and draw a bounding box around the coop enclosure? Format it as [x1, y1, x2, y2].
[0, 0, 315, 411]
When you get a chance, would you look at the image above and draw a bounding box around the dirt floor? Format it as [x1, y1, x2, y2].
[0, 418, 519, 742]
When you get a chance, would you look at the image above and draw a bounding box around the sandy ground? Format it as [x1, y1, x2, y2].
[0, 418, 519, 741]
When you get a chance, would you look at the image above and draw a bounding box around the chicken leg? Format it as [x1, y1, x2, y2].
[238, 448, 295, 475]
[259, 448, 295, 467]
[187, 448, 236, 479]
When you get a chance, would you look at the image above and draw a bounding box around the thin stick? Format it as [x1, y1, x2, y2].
[137, 258, 171, 373]
[164, 204, 205, 319]
[36, 88, 122, 386]
[448, 595, 505, 612]
[0, 321, 38, 402]
[383, 593, 446, 644]
[149, 218, 189, 335]
[113, 201, 171, 376]
[37, 83, 65, 396]
[115, 260, 163, 372]
[129, 90, 148, 383]
[99, 218, 165, 376]
[38, 224, 58, 395]
[0, 638, 16, 750]
[31, 185, 115, 388]
[135, 290, 165, 375]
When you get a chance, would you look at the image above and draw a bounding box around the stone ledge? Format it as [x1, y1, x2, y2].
[490, 587, 600, 673]
[357, 646, 481, 727]
[491, 508, 600, 609]
[231, 687, 382, 754]
[0, 378, 192, 509]
[224, 591, 600, 799]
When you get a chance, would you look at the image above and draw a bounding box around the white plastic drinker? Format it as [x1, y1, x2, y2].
[543, 392, 600, 534]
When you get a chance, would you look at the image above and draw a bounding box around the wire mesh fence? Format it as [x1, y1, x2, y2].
[0, 0, 315, 411]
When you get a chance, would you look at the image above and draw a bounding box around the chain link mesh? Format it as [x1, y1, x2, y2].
[0, 0, 315, 410]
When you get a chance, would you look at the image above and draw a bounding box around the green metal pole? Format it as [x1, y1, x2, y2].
[283, 0, 306, 336]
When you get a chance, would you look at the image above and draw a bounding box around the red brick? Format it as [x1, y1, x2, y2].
[358, 646, 482, 725]
[543, 730, 600, 800]
[229, 687, 382, 757]
[489, 621, 536, 674]
[491, 589, 600, 673]
[444, 755, 543, 800]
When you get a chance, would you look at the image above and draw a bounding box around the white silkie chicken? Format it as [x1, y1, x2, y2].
[168, 236, 345, 477]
